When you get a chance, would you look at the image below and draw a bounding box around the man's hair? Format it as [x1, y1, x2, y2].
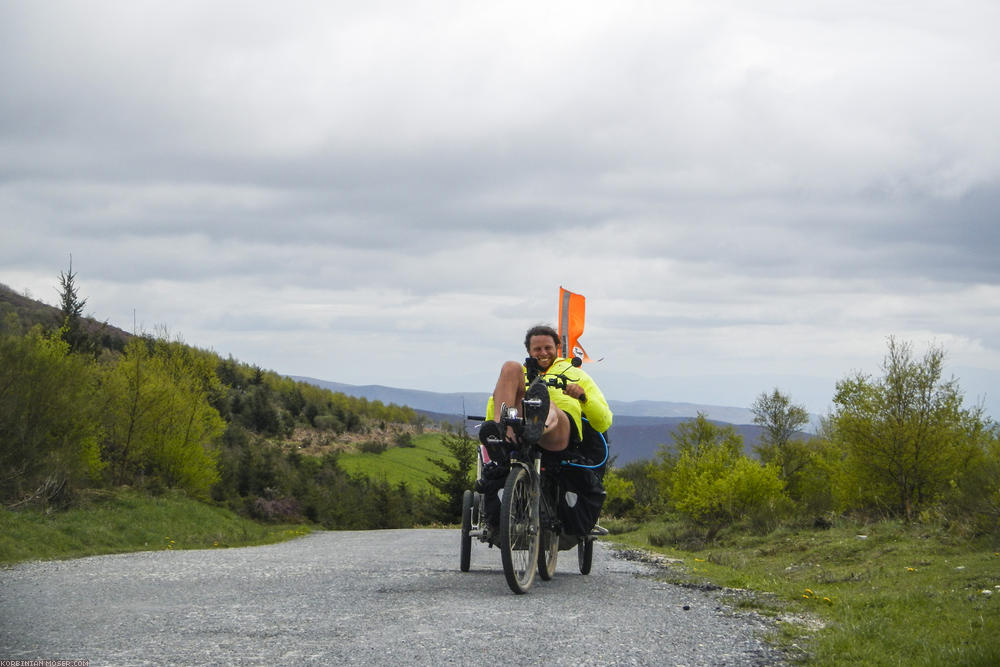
[524, 324, 560, 352]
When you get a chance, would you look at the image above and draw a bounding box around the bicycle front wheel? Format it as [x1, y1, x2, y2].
[499, 465, 539, 594]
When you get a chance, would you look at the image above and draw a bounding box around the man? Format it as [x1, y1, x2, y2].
[482, 324, 612, 457]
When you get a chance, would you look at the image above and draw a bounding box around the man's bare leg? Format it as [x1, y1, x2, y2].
[492, 361, 527, 422]
[539, 405, 570, 452]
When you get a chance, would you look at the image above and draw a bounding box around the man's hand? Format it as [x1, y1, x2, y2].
[564, 382, 587, 403]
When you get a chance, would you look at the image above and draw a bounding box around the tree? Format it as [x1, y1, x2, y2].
[751, 389, 811, 494]
[664, 412, 744, 461]
[57, 258, 90, 353]
[428, 431, 477, 521]
[751, 389, 810, 455]
[831, 337, 983, 520]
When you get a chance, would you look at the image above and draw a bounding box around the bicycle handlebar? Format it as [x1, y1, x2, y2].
[525, 355, 582, 385]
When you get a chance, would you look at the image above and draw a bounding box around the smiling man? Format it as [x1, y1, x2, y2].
[484, 324, 612, 455]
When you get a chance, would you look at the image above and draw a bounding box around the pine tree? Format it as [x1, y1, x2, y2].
[57, 257, 89, 353]
[428, 431, 477, 521]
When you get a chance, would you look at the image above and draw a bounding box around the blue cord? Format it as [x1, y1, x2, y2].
[561, 418, 608, 470]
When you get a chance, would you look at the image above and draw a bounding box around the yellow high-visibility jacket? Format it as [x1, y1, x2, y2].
[486, 357, 612, 437]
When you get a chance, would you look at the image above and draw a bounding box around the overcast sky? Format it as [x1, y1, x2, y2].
[3, 1, 998, 418]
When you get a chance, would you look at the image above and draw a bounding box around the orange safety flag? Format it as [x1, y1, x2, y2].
[558, 286, 591, 362]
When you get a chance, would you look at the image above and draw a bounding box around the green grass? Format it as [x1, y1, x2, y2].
[338, 432, 452, 488]
[607, 518, 1000, 666]
[0, 488, 310, 565]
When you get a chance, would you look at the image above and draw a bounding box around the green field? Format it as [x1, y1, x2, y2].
[607, 518, 1000, 666]
[337, 432, 456, 488]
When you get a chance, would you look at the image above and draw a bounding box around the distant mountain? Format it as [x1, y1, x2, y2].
[606, 415, 768, 464]
[607, 399, 754, 424]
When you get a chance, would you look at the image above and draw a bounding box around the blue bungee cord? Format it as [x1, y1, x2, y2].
[561, 417, 608, 470]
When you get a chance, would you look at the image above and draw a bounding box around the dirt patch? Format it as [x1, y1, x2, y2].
[278, 425, 433, 457]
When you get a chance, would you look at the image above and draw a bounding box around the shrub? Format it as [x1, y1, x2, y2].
[313, 415, 342, 432]
[358, 440, 388, 454]
[670, 442, 789, 538]
[0, 326, 104, 507]
[938, 427, 1000, 535]
[249, 495, 301, 522]
[99, 337, 223, 498]
[603, 469, 636, 517]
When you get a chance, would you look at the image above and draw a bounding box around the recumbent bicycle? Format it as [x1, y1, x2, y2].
[460, 357, 609, 594]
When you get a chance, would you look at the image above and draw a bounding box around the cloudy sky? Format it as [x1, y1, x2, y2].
[3, 1, 999, 418]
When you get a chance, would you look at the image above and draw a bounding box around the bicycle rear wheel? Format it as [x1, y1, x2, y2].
[499, 465, 539, 594]
[578, 537, 594, 575]
[460, 489, 474, 572]
[537, 526, 559, 580]
[536, 476, 559, 581]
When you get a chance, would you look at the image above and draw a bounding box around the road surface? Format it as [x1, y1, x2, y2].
[1, 530, 785, 665]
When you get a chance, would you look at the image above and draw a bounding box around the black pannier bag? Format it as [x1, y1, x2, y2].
[557, 419, 609, 535]
[556, 464, 606, 536]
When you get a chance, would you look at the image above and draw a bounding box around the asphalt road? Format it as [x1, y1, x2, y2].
[0, 530, 785, 666]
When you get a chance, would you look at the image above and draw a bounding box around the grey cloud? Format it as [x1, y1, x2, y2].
[3, 2, 1000, 416]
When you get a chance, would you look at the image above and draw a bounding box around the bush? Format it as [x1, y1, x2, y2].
[99, 338, 223, 498]
[670, 444, 789, 538]
[313, 415, 342, 432]
[647, 520, 709, 551]
[0, 327, 104, 507]
[603, 469, 636, 516]
[358, 440, 388, 454]
[600, 517, 640, 534]
[249, 495, 301, 522]
[788, 437, 841, 517]
[939, 428, 1000, 535]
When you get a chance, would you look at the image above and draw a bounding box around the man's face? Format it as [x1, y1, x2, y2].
[527, 335, 559, 370]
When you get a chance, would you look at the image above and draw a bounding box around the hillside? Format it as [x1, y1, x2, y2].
[1, 281, 440, 529]
[0, 281, 132, 346]
[0, 282, 64, 329]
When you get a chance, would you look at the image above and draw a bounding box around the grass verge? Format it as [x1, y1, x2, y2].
[0, 488, 311, 566]
[605, 518, 1000, 666]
